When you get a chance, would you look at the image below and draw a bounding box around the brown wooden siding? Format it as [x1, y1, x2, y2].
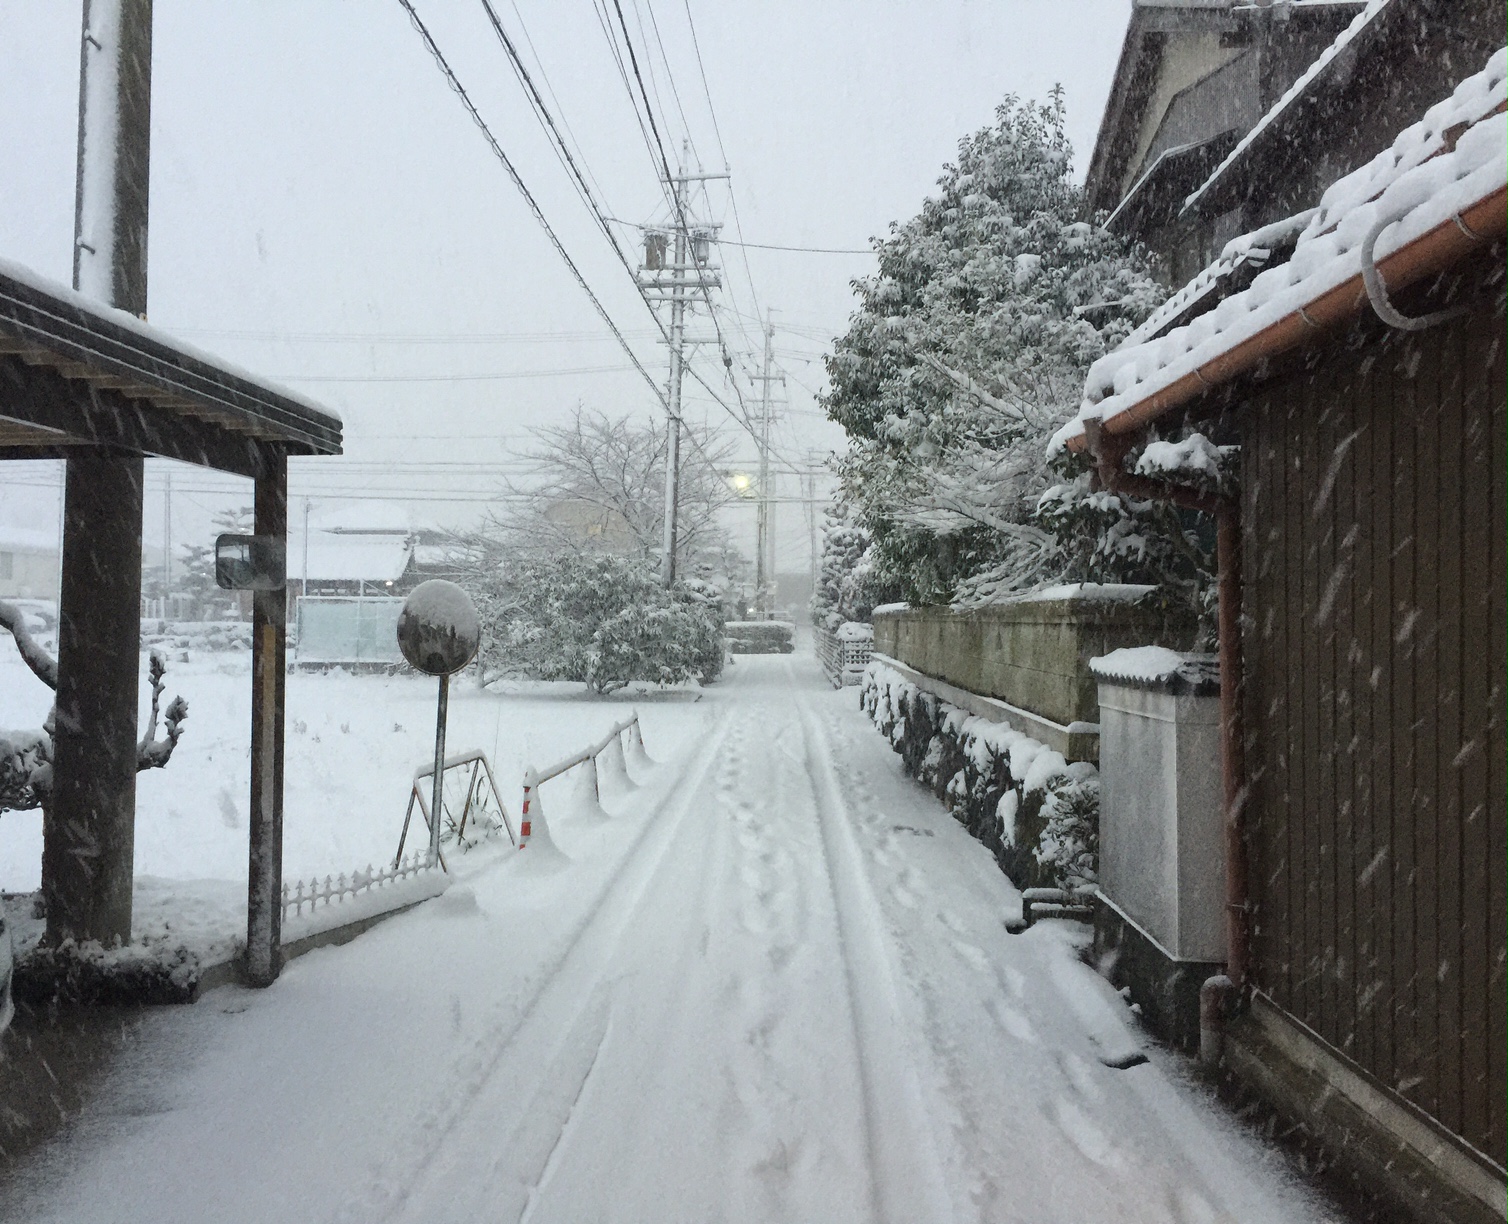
[1239, 295, 1507, 1166]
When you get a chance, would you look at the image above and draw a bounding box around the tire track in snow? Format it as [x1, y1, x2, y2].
[339, 710, 736, 1224]
[791, 665, 958, 1224]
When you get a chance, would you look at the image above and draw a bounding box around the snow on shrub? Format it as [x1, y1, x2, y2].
[860, 660, 1098, 888]
[467, 554, 723, 694]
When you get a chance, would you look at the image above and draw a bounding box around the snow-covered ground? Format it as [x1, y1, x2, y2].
[0, 651, 1338, 1222]
[0, 641, 706, 896]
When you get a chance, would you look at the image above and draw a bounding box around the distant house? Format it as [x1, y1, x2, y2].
[293, 503, 415, 598]
[1087, 0, 1503, 287]
[0, 526, 58, 601]
[1062, 30, 1506, 1224]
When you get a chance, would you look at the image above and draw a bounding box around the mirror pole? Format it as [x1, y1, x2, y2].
[430, 672, 450, 865]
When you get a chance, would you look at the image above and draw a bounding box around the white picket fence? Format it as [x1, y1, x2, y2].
[280, 850, 439, 921]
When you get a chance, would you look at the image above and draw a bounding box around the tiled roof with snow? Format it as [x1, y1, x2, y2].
[1051, 46, 1507, 456]
[1182, 0, 1394, 216]
[300, 533, 413, 583]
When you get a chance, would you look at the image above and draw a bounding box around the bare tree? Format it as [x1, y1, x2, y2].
[487, 408, 738, 570]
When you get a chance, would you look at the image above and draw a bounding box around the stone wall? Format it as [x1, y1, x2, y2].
[872, 586, 1197, 740]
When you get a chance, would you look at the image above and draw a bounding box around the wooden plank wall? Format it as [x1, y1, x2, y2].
[1240, 297, 1506, 1166]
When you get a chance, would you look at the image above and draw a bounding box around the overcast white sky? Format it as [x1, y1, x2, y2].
[0, 0, 1130, 575]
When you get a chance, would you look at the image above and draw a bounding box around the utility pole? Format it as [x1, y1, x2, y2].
[749, 312, 785, 615]
[45, 0, 153, 947]
[639, 146, 725, 586]
[807, 468, 818, 604]
[661, 217, 686, 587]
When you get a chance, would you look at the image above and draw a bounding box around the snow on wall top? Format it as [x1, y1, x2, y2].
[1091, 646, 1220, 694]
[1051, 46, 1507, 456]
[1019, 582, 1157, 604]
[1182, 0, 1394, 216]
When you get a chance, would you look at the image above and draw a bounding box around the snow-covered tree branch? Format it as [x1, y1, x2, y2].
[0, 602, 189, 813]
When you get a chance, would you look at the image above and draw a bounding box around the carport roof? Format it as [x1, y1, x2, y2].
[0, 257, 342, 477]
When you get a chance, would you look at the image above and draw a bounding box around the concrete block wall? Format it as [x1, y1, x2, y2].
[872, 588, 1198, 730]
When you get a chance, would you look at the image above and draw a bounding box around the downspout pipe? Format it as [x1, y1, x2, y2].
[1083, 420, 1252, 1010]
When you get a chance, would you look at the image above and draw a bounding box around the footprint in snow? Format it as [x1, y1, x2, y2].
[986, 997, 1038, 1045]
[950, 939, 990, 971]
[1053, 1096, 1126, 1171]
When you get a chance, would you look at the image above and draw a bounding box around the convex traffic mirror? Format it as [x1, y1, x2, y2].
[214, 534, 286, 590]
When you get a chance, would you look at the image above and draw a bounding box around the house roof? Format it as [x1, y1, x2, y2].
[1052, 45, 1508, 455]
[1104, 130, 1240, 235]
[0, 258, 342, 475]
[299, 533, 413, 584]
[1181, 0, 1396, 217]
[1084, 0, 1369, 216]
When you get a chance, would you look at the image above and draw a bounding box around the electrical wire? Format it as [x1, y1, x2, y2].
[478, 0, 636, 274]
[396, 0, 671, 417]
[274, 363, 635, 383]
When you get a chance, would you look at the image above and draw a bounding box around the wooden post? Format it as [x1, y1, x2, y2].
[43, 0, 155, 947]
[246, 448, 288, 985]
[45, 456, 144, 945]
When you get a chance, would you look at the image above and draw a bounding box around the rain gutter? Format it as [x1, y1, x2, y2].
[1082, 419, 1250, 997]
[1064, 182, 1508, 456]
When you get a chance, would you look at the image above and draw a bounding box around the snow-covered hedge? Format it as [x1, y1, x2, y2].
[469, 554, 724, 693]
[861, 661, 1098, 889]
[725, 621, 794, 655]
[141, 619, 253, 655]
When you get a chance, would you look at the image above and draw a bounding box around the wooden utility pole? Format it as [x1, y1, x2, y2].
[45, 0, 153, 946]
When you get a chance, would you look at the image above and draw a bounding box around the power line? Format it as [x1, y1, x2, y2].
[158, 326, 661, 345]
[396, 0, 670, 416]
[639, 0, 700, 167]
[478, 0, 636, 275]
[399, 0, 796, 488]
[274, 363, 634, 383]
[721, 238, 874, 255]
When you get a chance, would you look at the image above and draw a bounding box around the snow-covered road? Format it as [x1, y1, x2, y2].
[2, 654, 1333, 1223]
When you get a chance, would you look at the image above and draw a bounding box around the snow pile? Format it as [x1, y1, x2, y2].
[862, 661, 1099, 887]
[1052, 45, 1508, 456]
[835, 621, 874, 642]
[1135, 434, 1222, 481]
[1182, 0, 1395, 215]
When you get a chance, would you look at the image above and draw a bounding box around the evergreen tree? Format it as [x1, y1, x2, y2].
[822, 91, 1164, 606]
